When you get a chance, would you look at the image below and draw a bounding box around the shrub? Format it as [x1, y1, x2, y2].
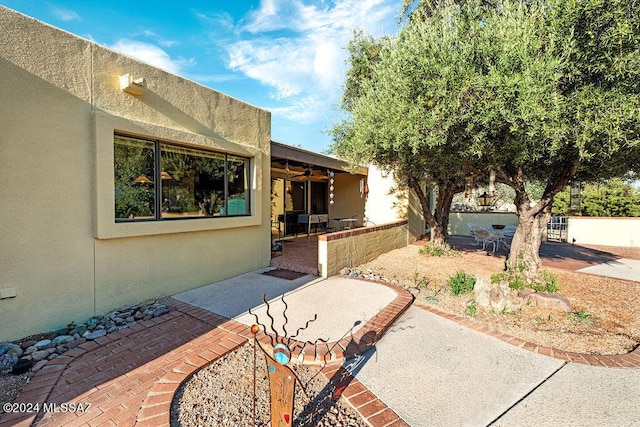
[419, 242, 458, 257]
[491, 270, 526, 291]
[465, 301, 477, 316]
[532, 270, 561, 293]
[570, 310, 595, 325]
[448, 270, 476, 295]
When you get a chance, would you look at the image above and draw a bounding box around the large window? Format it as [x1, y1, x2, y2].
[114, 134, 250, 222]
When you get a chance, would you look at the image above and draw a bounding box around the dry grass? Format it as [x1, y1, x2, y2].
[359, 242, 640, 356]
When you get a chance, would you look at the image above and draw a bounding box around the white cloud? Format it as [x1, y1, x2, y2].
[109, 39, 194, 75]
[50, 5, 80, 21]
[223, 0, 397, 123]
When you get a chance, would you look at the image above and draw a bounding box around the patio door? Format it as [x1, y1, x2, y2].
[271, 178, 307, 236]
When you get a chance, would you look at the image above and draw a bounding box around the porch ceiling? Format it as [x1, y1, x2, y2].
[271, 141, 367, 176]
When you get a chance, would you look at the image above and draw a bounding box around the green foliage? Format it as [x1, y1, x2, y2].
[335, 0, 640, 279]
[491, 271, 526, 291]
[413, 270, 430, 289]
[419, 241, 459, 257]
[465, 301, 478, 316]
[492, 268, 560, 293]
[448, 270, 476, 295]
[532, 270, 561, 293]
[413, 270, 443, 303]
[570, 310, 595, 325]
[553, 179, 640, 217]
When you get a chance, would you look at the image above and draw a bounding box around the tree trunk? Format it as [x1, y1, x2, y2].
[508, 201, 552, 283]
[409, 176, 458, 246]
[500, 161, 577, 283]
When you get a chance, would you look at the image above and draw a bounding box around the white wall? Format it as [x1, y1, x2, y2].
[568, 217, 640, 247]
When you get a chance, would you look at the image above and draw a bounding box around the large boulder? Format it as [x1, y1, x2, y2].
[473, 278, 521, 312]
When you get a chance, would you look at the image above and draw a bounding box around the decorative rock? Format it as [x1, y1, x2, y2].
[7, 346, 24, 358]
[0, 342, 21, 356]
[20, 339, 37, 350]
[11, 358, 32, 374]
[520, 291, 572, 312]
[474, 278, 521, 312]
[83, 329, 107, 340]
[54, 327, 70, 336]
[0, 353, 19, 373]
[70, 325, 88, 337]
[35, 339, 52, 350]
[4, 299, 173, 371]
[52, 335, 74, 346]
[86, 317, 99, 329]
[31, 350, 50, 362]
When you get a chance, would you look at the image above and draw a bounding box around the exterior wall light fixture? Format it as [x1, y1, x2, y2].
[119, 74, 145, 96]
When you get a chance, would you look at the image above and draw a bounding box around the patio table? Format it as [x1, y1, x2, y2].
[338, 218, 358, 230]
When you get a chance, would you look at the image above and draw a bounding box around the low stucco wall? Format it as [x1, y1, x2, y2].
[318, 221, 409, 277]
[0, 7, 271, 341]
[568, 217, 640, 247]
[448, 212, 519, 236]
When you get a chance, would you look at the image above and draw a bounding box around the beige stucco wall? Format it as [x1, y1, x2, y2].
[0, 7, 271, 341]
[327, 172, 366, 224]
[568, 217, 640, 248]
[318, 222, 408, 277]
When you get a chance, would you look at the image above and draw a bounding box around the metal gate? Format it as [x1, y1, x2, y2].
[547, 216, 568, 242]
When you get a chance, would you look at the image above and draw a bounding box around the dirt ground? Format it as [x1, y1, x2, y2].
[359, 241, 640, 356]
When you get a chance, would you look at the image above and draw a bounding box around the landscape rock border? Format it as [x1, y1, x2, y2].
[0, 300, 170, 375]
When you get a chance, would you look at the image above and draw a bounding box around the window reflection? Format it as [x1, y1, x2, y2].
[114, 136, 155, 220]
[160, 144, 225, 218]
[113, 134, 250, 222]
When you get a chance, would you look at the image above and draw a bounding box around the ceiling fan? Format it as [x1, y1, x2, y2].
[289, 165, 329, 181]
[290, 166, 313, 180]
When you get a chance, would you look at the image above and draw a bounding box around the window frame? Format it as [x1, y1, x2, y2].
[114, 133, 251, 223]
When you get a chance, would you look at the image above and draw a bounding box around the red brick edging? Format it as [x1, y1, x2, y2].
[413, 299, 640, 369]
[0, 284, 414, 427]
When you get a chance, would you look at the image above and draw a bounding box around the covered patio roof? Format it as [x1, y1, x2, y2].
[271, 141, 367, 180]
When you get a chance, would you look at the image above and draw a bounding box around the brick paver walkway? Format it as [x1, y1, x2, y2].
[0, 283, 413, 427]
[2, 275, 638, 427]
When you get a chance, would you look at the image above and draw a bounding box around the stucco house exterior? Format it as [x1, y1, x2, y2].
[0, 6, 275, 341]
[0, 6, 426, 342]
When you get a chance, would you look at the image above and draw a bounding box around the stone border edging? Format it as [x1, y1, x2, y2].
[413, 299, 640, 369]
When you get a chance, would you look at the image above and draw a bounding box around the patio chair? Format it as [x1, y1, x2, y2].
[468, 224, 484, 246]
[470, 228, 499, 252]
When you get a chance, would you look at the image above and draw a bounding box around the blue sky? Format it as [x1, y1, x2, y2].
[2, 0, 400, 153]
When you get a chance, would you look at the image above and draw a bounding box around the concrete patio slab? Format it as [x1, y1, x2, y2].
[577, 258, 640, 283]
[352, 306, 565, 427]
[235, 276, 398, 343]
[172, 267, 321, 318]
[496, 362, 640, 426]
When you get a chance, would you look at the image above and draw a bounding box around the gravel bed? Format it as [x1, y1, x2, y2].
[171, 341, 367, 426]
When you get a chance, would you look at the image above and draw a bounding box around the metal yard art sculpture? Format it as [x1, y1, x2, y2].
[249, 294, 328, 427]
